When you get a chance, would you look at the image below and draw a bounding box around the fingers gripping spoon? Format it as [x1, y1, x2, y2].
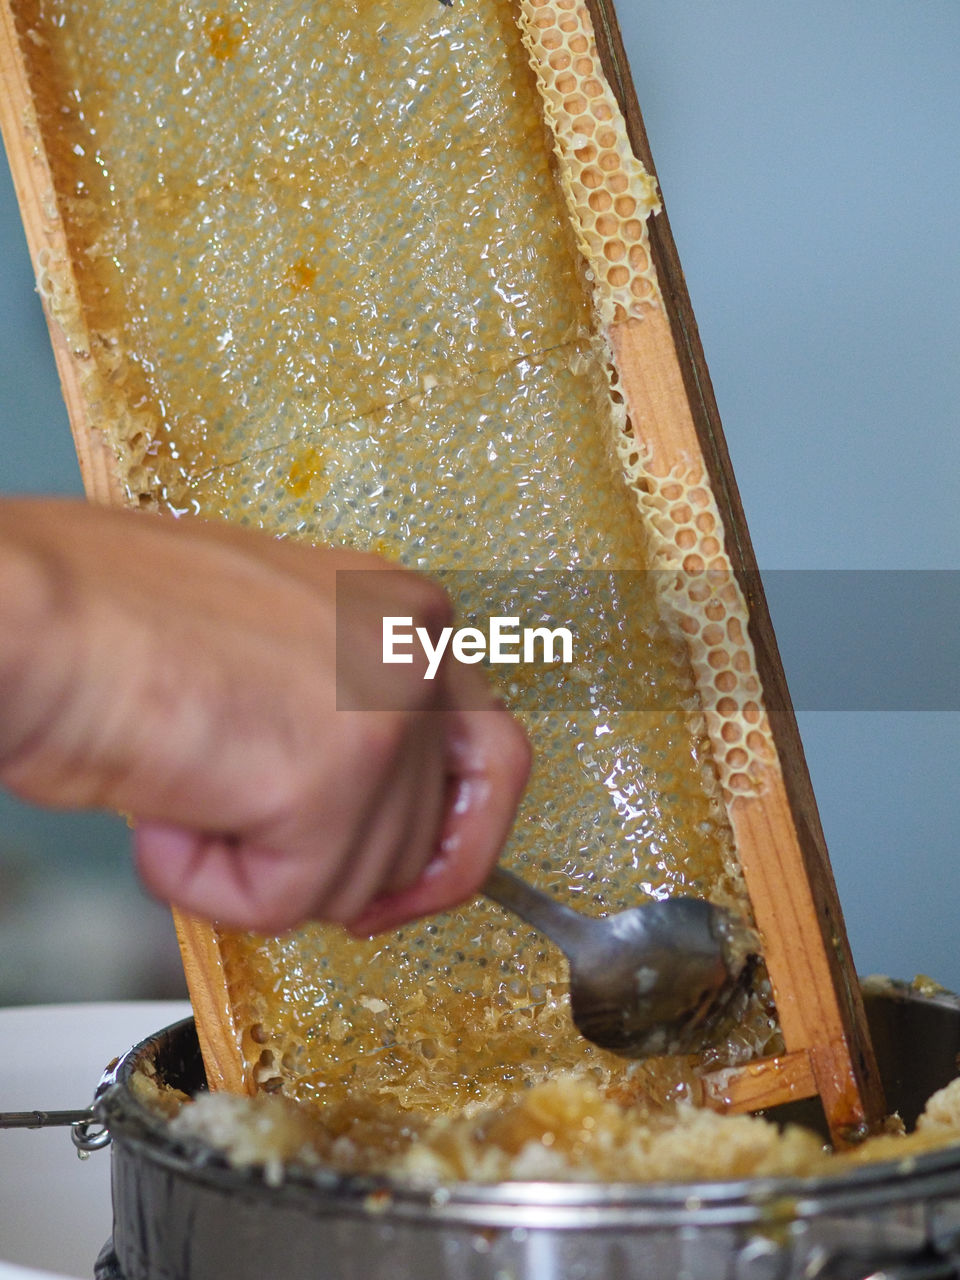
[484, 865, 758, 1058]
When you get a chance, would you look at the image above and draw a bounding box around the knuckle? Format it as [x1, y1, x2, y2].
[249, 763, 303, 830]
[318, 892, 365, 927]
[314, 867, 381, 926]
[387, 659, 441, 712]
[404, 573, 454, 642]
[244, 899, 299, 934]
[260, 904, 309, 934]
[364, 710, 408, 767]
[342, 709, 408, 775]
[456, 853, 494, 903]
[499, 715, 532, 788]
[259, 862, 332, 933]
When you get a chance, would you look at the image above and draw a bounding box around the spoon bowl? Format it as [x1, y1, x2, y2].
[484, 866, 758, 1058]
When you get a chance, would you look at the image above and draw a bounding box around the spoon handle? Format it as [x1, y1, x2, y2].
[484, 865, 592, 954]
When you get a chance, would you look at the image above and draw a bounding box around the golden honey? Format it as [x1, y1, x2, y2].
[10, 0, 783, 1129]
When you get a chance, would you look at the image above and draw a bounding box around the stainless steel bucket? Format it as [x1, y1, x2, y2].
[94, 983, 960, 1280]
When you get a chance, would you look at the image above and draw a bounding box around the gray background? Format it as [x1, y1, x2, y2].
[0, 2, 958, 1000]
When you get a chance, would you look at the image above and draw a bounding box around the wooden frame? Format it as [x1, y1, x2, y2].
[587, 0, 884, 1138]
[0, 0, 885, 1144]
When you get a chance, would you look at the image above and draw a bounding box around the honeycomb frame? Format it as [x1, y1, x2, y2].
[0, 0, 885, 1146]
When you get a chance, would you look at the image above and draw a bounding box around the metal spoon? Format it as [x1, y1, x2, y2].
[484, 865, 758, 1058]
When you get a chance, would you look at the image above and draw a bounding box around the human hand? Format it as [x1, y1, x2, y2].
[0, 500, 529, 933]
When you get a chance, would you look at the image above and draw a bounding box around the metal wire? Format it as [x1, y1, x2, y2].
[0, 1108, 94, 1129]
[0, 1106, 111, 1155]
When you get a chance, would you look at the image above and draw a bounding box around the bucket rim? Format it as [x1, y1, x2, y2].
[94, 985, 960, 1231]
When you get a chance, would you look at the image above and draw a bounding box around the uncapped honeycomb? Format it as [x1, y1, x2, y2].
[10, 0, 784, 1127]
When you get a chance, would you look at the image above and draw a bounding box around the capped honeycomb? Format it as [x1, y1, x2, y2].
[9, 0, 783, 1125]
[517, 0, 662, 325]
[617, 452, 779, 798]
[514, 0, 775, 797]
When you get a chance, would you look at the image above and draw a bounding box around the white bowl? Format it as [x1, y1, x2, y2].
[0, 1002, 189, 1280]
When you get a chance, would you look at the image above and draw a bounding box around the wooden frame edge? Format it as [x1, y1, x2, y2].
[591, 1, 885, 1144]
[172, 912, 249, 1094]
[1, 0, 245, 1095]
